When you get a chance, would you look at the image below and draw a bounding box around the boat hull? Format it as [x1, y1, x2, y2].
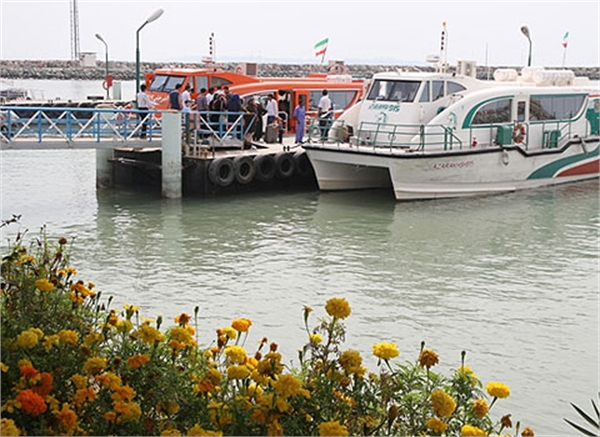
[304, 140, 599, 200]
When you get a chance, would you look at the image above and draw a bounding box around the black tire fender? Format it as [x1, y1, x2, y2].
[233, 155, 256, 185]
[253, 154, 277, 182]
[293, 150, 313, 178]
[275, 152, 295, 179]
[208, 158, 235, 187]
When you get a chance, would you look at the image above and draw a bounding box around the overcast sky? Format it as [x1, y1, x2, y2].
[1, 1, 599, 67]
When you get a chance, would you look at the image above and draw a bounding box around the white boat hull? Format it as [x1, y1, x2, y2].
[305, 140, 600, 200]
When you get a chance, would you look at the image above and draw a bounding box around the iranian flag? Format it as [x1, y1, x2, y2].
[314, 38, 329, 57]
[562, 31, 569, 48]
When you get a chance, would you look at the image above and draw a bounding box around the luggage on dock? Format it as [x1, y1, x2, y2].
[265, 125, 278, 143]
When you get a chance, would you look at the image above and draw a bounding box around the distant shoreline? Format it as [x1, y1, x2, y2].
[1, 60, 599, 81]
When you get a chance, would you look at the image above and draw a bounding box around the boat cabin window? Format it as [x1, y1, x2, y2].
[471, 98, 512, 125]
[529, 95, 586, 121]
[211, 76, 233, 89]
[419, 82, 430, 102]
[447, 81, 466, 95]
[367, 80, 421, 103]
[308, 90, 358, 112]
[149, 75, 186, 92]
[432, 81, 444, 101]
[517, 101, 526, 122]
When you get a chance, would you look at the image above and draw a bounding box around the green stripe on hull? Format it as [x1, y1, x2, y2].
[527, 146, 599, 179]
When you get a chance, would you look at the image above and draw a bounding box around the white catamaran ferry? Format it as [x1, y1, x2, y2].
[303, 61, 599, 200]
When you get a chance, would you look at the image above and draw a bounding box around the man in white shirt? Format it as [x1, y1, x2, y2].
[317, 89, 332, 140]
[136, 84, 155, 138]
[266, 94, 278, 125]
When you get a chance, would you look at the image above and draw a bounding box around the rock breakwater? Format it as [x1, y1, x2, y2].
[1, 60, 598, 81]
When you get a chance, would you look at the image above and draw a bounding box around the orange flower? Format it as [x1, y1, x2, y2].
[20, 365, 39, 380]
[232, 318, 252, 332]
[55, 403, 78, 433]
[16, 389, 47, 416]
[127, 354, 151, 370]
[32, 372, 53, 397]
[174, 313, 191, 325]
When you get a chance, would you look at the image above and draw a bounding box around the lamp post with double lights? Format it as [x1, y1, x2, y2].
[520, 25, 532, 67]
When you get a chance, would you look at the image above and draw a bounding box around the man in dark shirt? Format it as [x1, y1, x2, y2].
[168, 83, 182, 110]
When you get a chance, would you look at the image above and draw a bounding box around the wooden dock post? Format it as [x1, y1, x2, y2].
[161, 111, 182, 199]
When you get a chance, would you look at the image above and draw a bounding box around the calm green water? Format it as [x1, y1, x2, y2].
[1, 80, 599, 435]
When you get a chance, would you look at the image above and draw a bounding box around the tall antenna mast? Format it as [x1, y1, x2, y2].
[70, 0, 80, 60]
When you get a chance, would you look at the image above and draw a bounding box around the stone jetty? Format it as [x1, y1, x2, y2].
[1, 59, 598, 81]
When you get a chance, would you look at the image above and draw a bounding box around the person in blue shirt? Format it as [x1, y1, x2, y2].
[293, 99, 306, 144]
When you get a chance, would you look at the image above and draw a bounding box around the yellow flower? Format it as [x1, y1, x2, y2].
[309, 333, 323, 345]
[267, 420, 284, 436]
[318, 420, 349, 436]
[186, 424, 223, 436]
[58, 330, 79, 345]
[419, 348, 439, 369]
[16, 329, 39, 349]
[174, 313, 191, 325]
[97, 372, 123, 391]
[221, 327, 237, 340]
[70, 374, 88, 390]
[0, 363, 8, 373]
[231, 318, 252, 332]
[170, 327, 193, 345]
[521, 427, 535, 436]
[273, 374, 310, 399]
[134, 323, 166, 345]
[486, 382, 510, 399]
[431, 390, 456, 417]
[226, 365, 251, 380]
[35, 278, 55, 292]
[224, 345, 247, 364]
[113, 400, 142, 422]
[55, 403, 78, 434]
[426, 417, 448, 433]
[82, 357, 107, 375]
[117, 319, 133, 333]
[473, 398, 489, 417]
[325, 297, 351, 319]
[127, 354, 151, 370]
[339, 350, 364, 375]
[161, 429, 182, 436]
[461, 424, 488, 436]
[0, 418, 21, 436]
[372, 342, 400, 360]
[42, 334, 60, 351]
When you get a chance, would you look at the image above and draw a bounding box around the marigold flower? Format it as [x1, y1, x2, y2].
[175, 313, 191, 325]
[372, 342, 400, 360]
[521, 427, 535, 436]
[82, 357, 107, 375]
[55, 403, 78, 433]
[267, 420, 284, 436]
[117, 319, 133, 333]
[16, 389, 47, 416]
[486, 381, 511, 399]
[32, 372, 53, 397]
[226, 365, 251, 380]
[103, 411, 117, 422]
[221, 327, 237, 340]
[20, 365, 39, 379]
[161, 429, 182, 436]
[224, 345, 247, 364]
[16, 329, 40, 349]
[419, 348, 440, 369]
[111, 384, 136, 402]
[473, 398, 489, 418]
[460, 424, 488, 436]
[35, 278, 55, 292]
[133, 323, 165, 345]
[426, 417, 448, 433]
[43, 334, 60, 351]
[1, 362, 8, 373]
[97, 372, 122, 391]
[186, 424, 223, 436]
[72, 387, 97, 407]
[0, 418, 21, 436]
[431, 389, 456, 417]
[309, 333, 323, 345]
[273, 374, 310, 399]
[500, 414, 512, 428]
[170, 327, 193, 345]
[127, 354, 151, 370]
[318, 420, 349, 436]
[339, 350, 364, 375]
[231, 318, 252, 332]
[113, 400, 142, 423]
[58, 330, 79, 345]
[70, 374, 88, 390]
[325, 297, 351, 319]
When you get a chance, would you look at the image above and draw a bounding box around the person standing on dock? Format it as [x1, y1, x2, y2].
[318, 89, 332, 140]
[168, 83, 182, 111]
[136, 84, 155, 138]
[266, 94, 278, 125]
[293, 98, 306, 144]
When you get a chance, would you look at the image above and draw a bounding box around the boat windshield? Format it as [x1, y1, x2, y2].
[149, 75, 187, 92]
[367, 79, 422, 103]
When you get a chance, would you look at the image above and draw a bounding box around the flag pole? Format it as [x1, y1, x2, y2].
[561, 31, 569, 68]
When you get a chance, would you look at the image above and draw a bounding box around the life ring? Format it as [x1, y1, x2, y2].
[102, 80, 109, 91]
[293, 150, 313, 179]
[208, 158, 235, 187]
[275, 152, 295, 179]
[512, 123, 526, 144]
[233, 155, 255, 185]
[253, 154, 277, 182]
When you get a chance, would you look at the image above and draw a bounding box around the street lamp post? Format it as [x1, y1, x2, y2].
[95, 33, 109, 99]
[520, 25, 532, 67]
[136, 8, 164, 95]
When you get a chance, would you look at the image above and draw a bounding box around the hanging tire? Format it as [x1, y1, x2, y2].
[254, 154, 276, 182]
[293, 150, 313, 178]
[233, 155, 255, 185]
[208, 158, 235, 187]
[275, 152, 295, 179]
